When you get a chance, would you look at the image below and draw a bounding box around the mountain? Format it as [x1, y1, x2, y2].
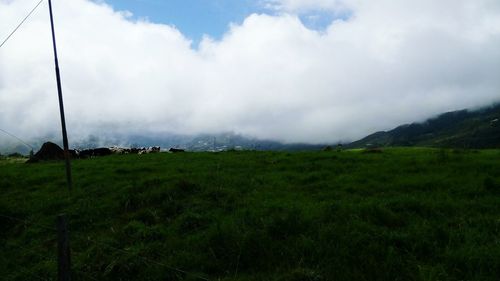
[182, 133, 325, 152]
[4, 104, 500, 155]
[0, 132, 326, 155]
[69, 132, 325, 152]
[349, 104, 500, 149]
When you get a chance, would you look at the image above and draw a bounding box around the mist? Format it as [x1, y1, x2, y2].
[1, 0, 499, 147]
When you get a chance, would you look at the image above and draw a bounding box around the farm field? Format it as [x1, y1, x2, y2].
[1, 148, 500, 281]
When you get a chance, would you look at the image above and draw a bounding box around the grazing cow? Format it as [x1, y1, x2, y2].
[79, 148, 111, 158]
[130, 148, 141, 154]
[68, 149, 80, 159]
[138, 146, 161, 154]
[79, 149, 94, 159]
[110, 146, 126, 154]
[79, 146, 159, 158]
[93, 148, 112, 157]
[169, 148, 185, 153]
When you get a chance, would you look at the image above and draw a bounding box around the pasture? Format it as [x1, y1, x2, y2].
[1, 148, 500, 280]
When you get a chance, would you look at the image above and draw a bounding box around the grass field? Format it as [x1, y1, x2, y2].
[1, 148, 500, 281]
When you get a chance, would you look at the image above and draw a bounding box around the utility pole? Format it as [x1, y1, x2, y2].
[57, 214, 71, 281]
[48, 0, 72, 191]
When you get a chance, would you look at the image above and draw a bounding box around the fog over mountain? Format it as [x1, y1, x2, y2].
[1, 0, 499, 147]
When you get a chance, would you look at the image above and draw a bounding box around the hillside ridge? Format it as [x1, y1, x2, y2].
[349, 103, 500, 148]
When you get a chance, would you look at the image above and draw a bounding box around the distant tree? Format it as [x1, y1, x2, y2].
[337, 143, 344, 152]
[322, 146, 332, 151]
[8, 152, 23, 158]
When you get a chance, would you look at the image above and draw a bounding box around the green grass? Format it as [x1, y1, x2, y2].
[1, 148, 500, 281]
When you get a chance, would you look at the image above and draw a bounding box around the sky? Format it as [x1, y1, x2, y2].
[102, 0, 343, 43]
[102, 0, 266, 43]
[1, 0, 500, 146]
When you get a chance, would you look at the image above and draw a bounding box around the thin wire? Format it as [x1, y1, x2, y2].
[0, 128, 34, 150]
[8, 242, 56, 263]
[72, 268, 99, 281]
[1, 213, 210, 280]
[0, 213, 56, 231]
[17, 267, 51, 281]
[1, 214, 97, 281]
[1, 253, 52, 281]
[0, 0, 45, 49]
[77, 234, 211, 281]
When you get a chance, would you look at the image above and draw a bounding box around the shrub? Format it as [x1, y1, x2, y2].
[8, 152, 23, 158]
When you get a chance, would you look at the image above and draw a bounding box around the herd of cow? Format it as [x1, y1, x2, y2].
[69, 146, 184, 159]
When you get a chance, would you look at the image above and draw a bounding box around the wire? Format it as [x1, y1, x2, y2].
[0, 253, 51, 281]
[72, 268, 99, 281]
[0, 213, 56, 232]
[0, 0, 45, 49]
[76, 234, 211, 281]
[1, 213, 211, 280]
[0, 128, 34, 151]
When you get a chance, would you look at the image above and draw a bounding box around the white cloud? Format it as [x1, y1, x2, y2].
[262, 0, 350, 13]
[1, 0, 499, 145]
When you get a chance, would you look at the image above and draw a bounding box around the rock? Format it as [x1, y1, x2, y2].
[27, 142, 64, 162]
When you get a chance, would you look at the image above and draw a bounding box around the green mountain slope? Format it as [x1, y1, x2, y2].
[350, 103, 500, 148]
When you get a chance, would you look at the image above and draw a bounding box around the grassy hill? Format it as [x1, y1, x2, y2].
[1, 149, 500, 280]
[349, 104, 500, 148]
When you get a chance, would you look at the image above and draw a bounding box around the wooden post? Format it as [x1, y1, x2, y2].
[48, 0, 73, 191]
[57, 214, 71, 281]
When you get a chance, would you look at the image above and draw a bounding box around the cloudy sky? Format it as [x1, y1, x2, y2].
[1, 0, 499, 145]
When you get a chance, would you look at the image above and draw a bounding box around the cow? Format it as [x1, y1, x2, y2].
[78, 146, 160, 158]
[110, 146, 126, 154]
[130, 148, 141, 154]
[79, 148, 111, 158]
[93, 148, 112, 156]
[68, 149, 80, 159]
[138, 146, 161, 154]
[79, 149, 94, 159]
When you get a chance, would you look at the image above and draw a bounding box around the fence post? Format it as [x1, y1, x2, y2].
[57, 214, 71, 281]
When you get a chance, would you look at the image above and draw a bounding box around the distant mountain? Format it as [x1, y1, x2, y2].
[5, 104, 499, 155]
[182, 133, 326, 152]
[349, 104, 500, 149]
[0, 132, 326, 155]
[72, 132, 325, 152]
